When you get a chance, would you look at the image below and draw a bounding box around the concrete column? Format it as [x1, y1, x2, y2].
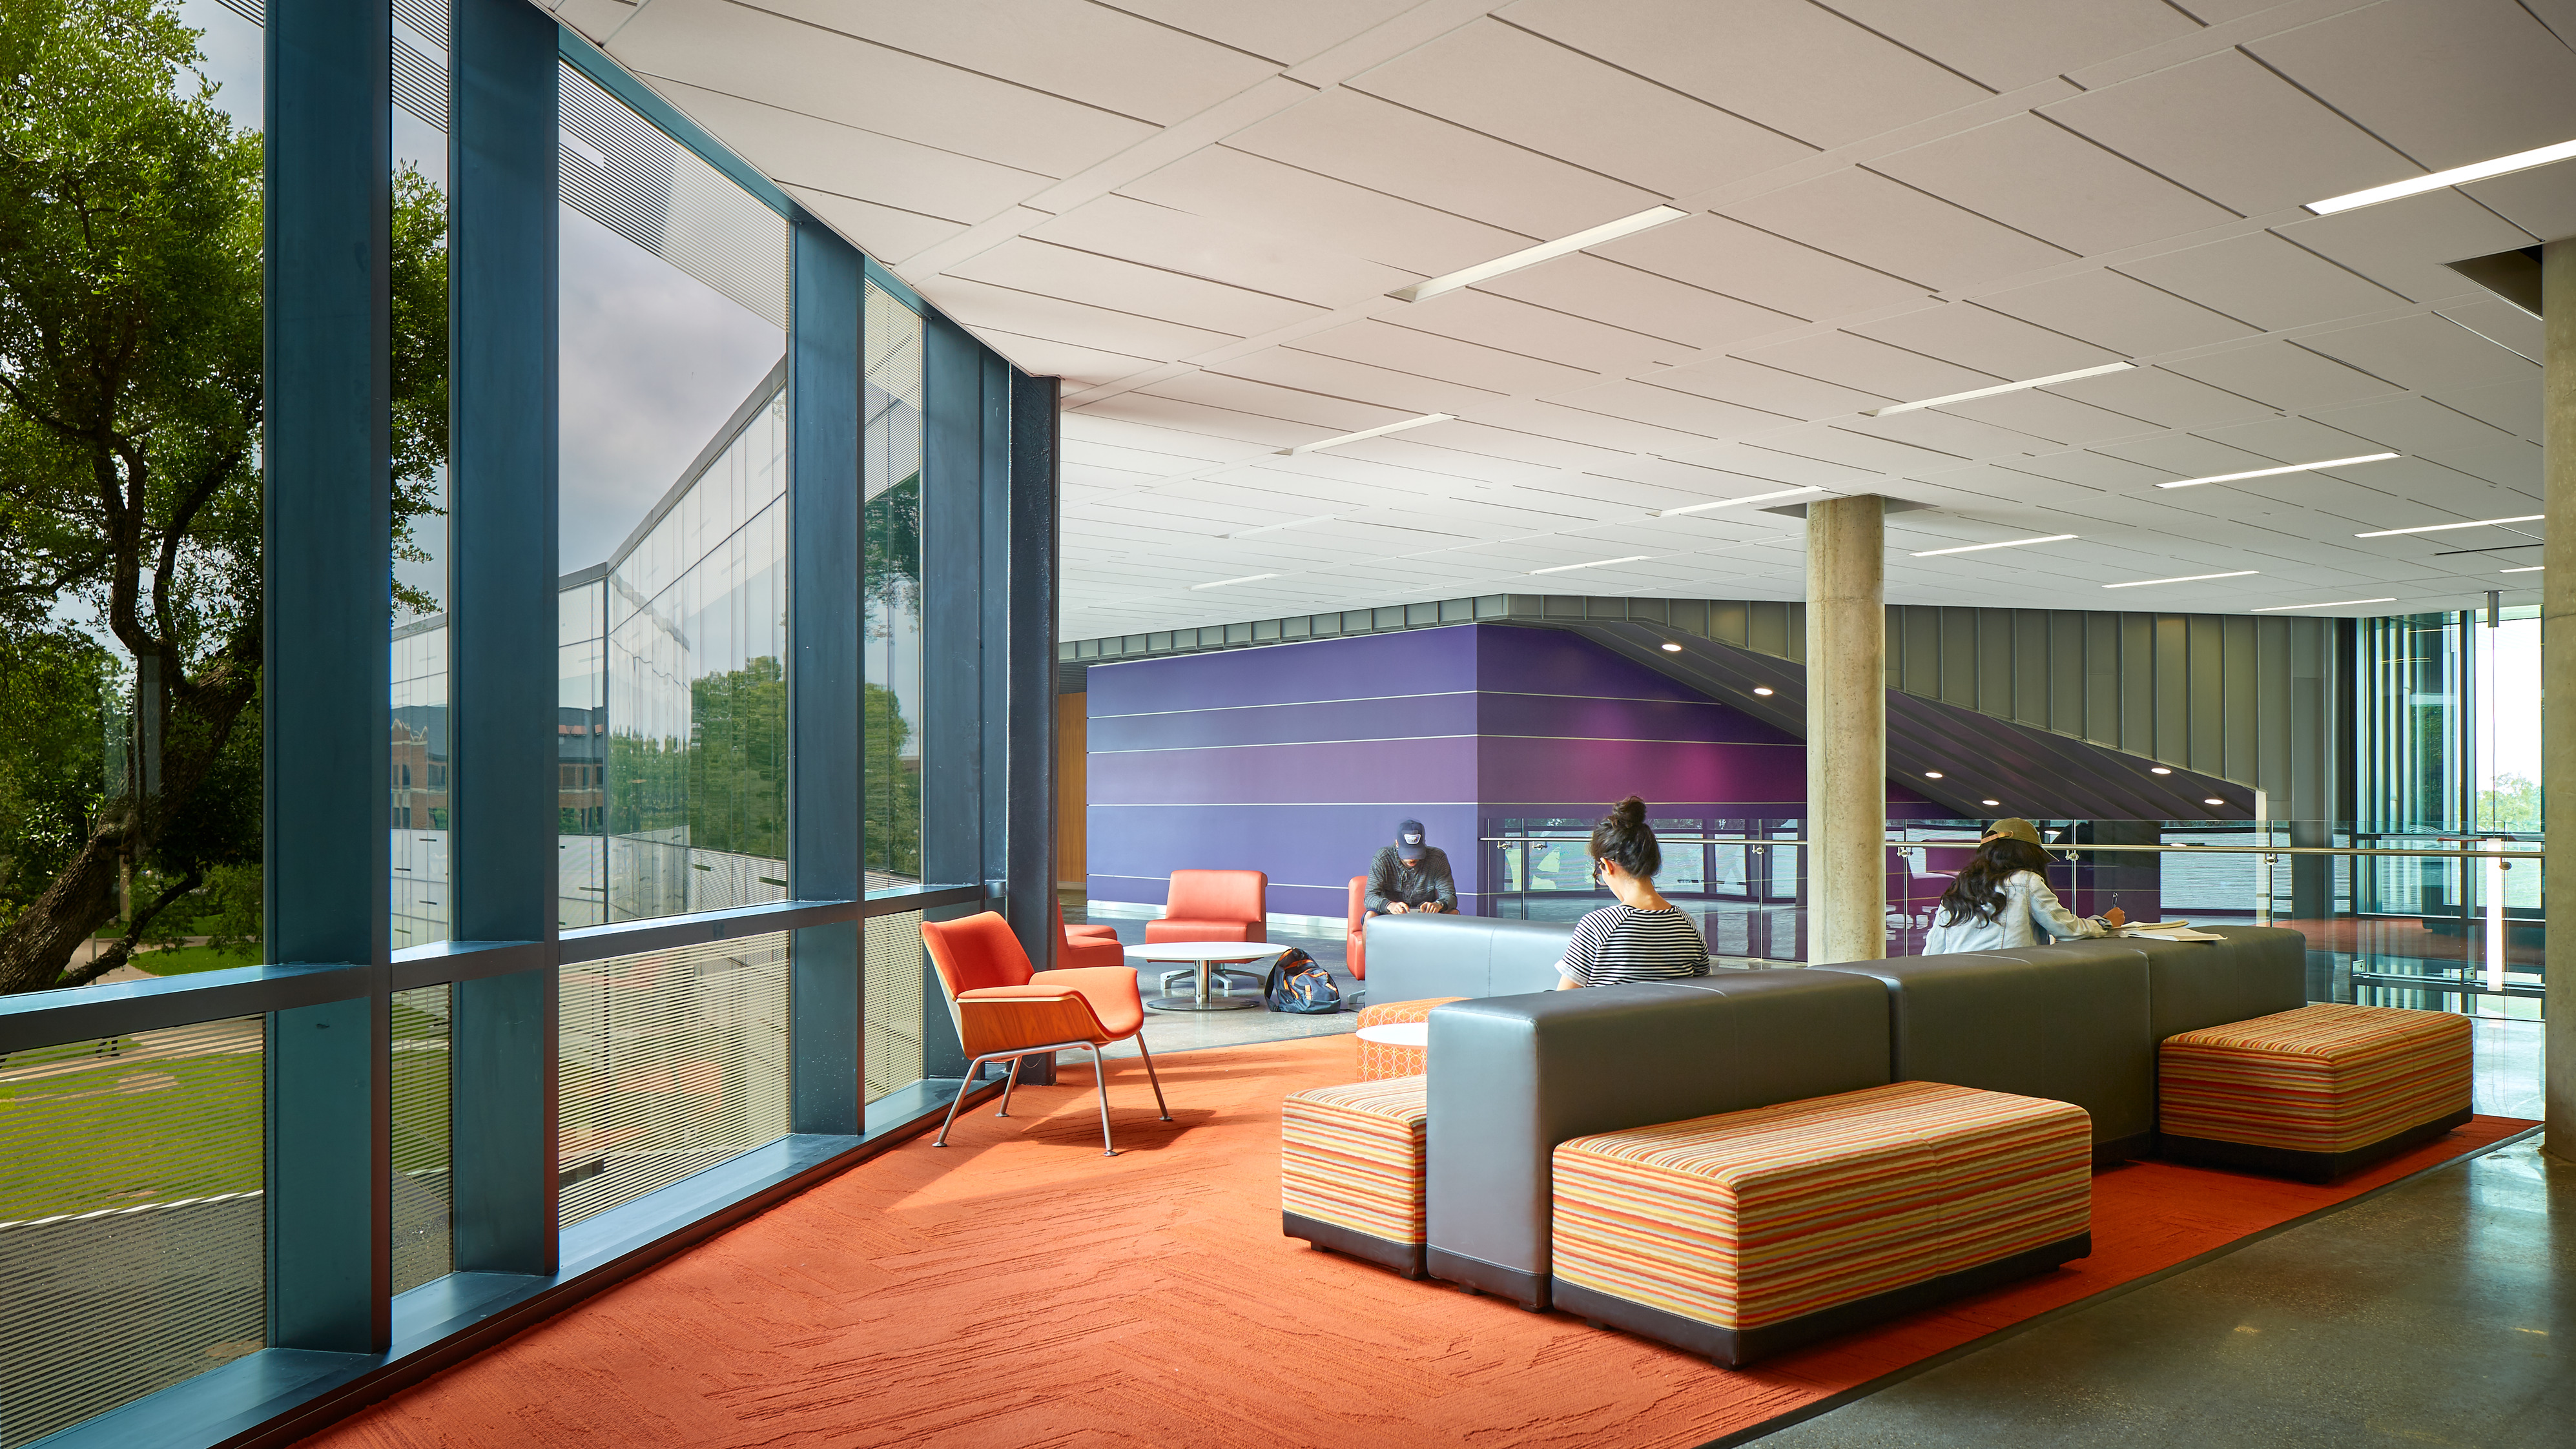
[2544, 240, 2575, 1158]
[1806, 496, 1887, 964]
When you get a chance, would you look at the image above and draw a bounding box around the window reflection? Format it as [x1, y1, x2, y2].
[863, 282, 924, 887]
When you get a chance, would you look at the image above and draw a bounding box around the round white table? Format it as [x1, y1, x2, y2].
[1124, 940, 1283, 1012]
[1354, 1022, 1428, 1049]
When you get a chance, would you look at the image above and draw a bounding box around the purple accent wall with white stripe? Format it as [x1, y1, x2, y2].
[1086, 623, 1935, 921]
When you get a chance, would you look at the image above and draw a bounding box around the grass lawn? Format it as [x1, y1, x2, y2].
[128, 944, 262, 976]
[0, 1050, 263, 1220]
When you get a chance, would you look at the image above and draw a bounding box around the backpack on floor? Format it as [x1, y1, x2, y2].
[1262, 947, 1342, 1014]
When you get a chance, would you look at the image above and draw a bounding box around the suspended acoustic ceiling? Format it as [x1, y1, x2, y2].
[541, 0, 2571, 639]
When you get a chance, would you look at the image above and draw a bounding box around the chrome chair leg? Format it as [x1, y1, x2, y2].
[1133, 1031, 1171, 1122]
[934, 1051, 1004, 1147]
[1087, 1045, 1119, 1156]
[995, 1054, 1025, 1117]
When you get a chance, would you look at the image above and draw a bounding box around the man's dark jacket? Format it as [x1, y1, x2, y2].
[1366, 845, 1457, 912]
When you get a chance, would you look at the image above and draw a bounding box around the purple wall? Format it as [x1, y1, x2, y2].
[1087, 623, 1936, 920]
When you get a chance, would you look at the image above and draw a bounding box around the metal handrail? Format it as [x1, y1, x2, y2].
[1478, 836, 2543, 860]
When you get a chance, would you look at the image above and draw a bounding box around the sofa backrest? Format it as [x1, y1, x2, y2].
[1164, 868, 1264, 923]
[2132, 925, 2307, 1041]
[1423, 970, 1890, 1308]
[1366, 912, 1580, 1003]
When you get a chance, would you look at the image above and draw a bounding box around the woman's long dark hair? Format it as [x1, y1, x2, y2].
[1589, 796, 1661, 880]
[1936, 837, 2054, 926]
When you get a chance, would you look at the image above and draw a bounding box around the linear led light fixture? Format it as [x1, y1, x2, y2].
[1188, 572, 1279, 591]
[2354, 514, 2544, 539]
[1387, 207, 1691, 303]
[1281, 413, 1452, 456]
[2252, 597, 2396, 611]
[1910, 533, 2077, 557]
[1655, 485, 1823, 519]
[2154, 452, 2399, 489]
[1529, 555, 1650, 575]
[1228, 513, 1339, 539]
[1862, 363, 2132, 418]
[2307, 138, 2576, 215]
[2503, 565, 2544, 573]
[2102, 570, 2259, 588]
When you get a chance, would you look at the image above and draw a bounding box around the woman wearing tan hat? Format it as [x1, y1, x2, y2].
[1922, 818, 2113, 955]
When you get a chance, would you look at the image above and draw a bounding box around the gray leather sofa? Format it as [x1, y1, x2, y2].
[1363, 912, 1579, 1005]
[1410, 925, 2310, 1314]
[1422, 970, 1890, 1310]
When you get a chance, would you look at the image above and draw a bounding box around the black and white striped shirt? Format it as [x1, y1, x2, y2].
[1559, 904, 1710, 987]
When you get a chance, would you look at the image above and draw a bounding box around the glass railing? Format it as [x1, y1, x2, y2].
[1481, 817, 2546, 1022]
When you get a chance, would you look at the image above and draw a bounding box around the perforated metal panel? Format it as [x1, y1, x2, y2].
[864, 911, 926, 1103]
[389, 984, 452, 1293]
[558, 934, 792, 1226]
[0, 1019, 265, 1448]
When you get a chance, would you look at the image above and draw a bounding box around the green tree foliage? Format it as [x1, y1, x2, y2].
[863, 682, 920, 880]
[2479, 772, 2541, 834]
[689, 655, 785, 860]
[0, 1, 448, 991]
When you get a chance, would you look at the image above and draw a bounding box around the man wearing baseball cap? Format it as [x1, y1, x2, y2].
[1366, 819, 1457, 916]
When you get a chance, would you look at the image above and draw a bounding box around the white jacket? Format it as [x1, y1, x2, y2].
[1922, 870, 2107, 955]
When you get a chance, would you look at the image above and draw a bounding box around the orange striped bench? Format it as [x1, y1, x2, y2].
[1281, 1076, 1429, 1278]
[2159, 1003, 2471, 1182]
[1354, 997, 1462, 1080]
[1551, 1081, 2092, 1367]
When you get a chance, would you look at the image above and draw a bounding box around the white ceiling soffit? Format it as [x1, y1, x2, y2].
[544, 0, 2575, 637]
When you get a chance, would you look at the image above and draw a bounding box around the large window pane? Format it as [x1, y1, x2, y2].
[863, 283, 925, 888]
[557, 934, 792, 1226]
[558, 63, 788, 925]
[389, 982, 452, 1294]
[388, 0, 451, 951]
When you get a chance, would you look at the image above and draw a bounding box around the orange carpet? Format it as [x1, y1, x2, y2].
[307, 1036, 2530, 1449]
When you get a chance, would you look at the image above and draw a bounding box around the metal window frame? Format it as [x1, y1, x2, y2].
[5, 3, 1059, 1445]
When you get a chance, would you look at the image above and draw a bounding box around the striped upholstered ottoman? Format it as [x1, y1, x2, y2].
[1551, 1082, 2091, 1367]
[2160, 1003, 2472, 1182]
[1353, 998, 1463, 1080]
[1281, 1076, 1430, 1277]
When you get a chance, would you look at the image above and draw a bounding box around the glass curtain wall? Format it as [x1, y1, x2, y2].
[863, 282, 926, 889]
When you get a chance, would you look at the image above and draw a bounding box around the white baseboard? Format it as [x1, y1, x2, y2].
[1082, 900, 1346, 938]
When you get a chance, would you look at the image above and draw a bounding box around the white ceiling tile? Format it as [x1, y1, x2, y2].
[966, 326, 1164, 386]
[1935, 389, 2170, 446]
[1136, 372, 1414, 435]
[1849, 301, 2125, 378]
[1637, 440, 1883, 489]
[661, 81, 1049, 222]
[608, 0, 1154, 178]
[2269, 190, 2537, 303]
[2453, 163, 2576, 254]
[1472, 256, 1803, 351]
[2436, 300, 2544, 362]
[1642, 356, 1890, 418]
[1968, 270, 2256, 356]
[1097, 1, 1422, 66]
[1076, 391, 1321, 448]
[1820, 0, 2200, 91]
[1288, 319, 1601, 395]
[1206, 347, 1512, 417]
[1721, 167, 2076, 293]
[1350, 18, 1813, 196]
[1589, 212, 1929, 322]
[2038, 367, 2276, 431]
[2295, 314, 2540, 394]
[1498, 0, 1989, 149]
[1753, 423, 1979, 475]
[1844, 409, 2061, 460]
[1871, 115, 2237, 255]
[2304, 395, 2540, 484]
[1025, 194, 1418, 307]
[2189, 415, 2392, 466]
[783, 185, 966, 266]
[1358, 422, 1621, 475]
[2110, 232, 2408, 333]
[1119, 145, 1534, 276]
[1222, 88, 1664, 238]
[1385, 289, 1695, 375]
[1733, 330, 1999, 401]
[2038, 49, 2416, 218]
[945, 238, 1321, 337]
[1542, 379, 1801, 442]
[2156, 340, 2402, 413]
[2003, 449, 2187, 491]
[913, 275, 1238, 361]
[2246, 0, 2576, 172]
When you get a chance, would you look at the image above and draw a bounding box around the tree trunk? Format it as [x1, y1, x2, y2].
[0, 658, 258, 994]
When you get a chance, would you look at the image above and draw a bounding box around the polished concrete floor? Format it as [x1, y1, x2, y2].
[1744, 1131, 2569, 1448]
[1063, 897, 1361, 1058]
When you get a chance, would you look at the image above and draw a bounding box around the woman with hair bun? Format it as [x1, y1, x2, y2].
[1554, 796, 1711, 989]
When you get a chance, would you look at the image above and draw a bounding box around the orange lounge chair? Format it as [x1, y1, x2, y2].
[922, 911, 1169, 1156]
[1055, 899, 1126, 971]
